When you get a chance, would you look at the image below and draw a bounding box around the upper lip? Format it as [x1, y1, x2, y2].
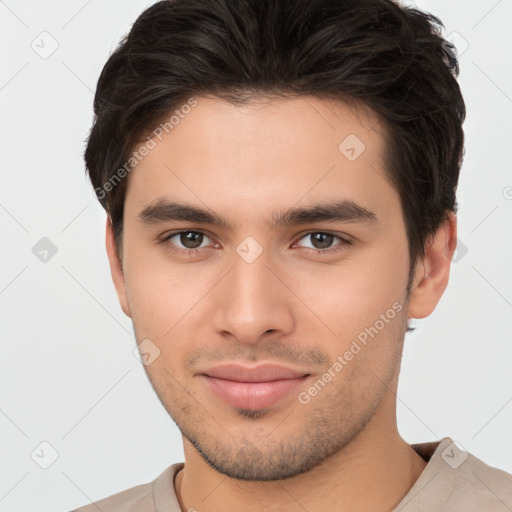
[198, 363, 310, 382]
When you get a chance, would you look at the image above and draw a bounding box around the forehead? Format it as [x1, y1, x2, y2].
[124, 95, 397, 223]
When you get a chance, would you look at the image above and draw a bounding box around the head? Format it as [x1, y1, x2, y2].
[85, 0, 464, 480]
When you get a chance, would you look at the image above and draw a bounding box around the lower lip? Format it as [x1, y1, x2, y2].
[201, 375, 309, 410]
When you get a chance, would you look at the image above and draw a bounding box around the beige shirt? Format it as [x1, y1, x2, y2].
[72, 437, 512, 511]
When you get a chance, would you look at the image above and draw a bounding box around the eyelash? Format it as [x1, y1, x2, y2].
[158, 230, 353, 256]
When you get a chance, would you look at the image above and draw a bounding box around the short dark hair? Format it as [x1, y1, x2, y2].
[85, 0, 465, 295]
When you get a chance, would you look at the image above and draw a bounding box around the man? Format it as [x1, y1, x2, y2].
[74, 0, 512, 510]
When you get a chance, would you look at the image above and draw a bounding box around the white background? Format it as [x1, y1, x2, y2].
[1, 0, 511, 510]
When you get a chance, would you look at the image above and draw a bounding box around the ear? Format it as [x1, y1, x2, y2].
[105, 216, 132, 318]
[407, 211, 458, 320]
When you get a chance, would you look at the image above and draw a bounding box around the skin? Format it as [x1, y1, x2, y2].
[106, 95, 457, 511]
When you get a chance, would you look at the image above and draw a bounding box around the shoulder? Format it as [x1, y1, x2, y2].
[400, 437, 512, 511]
[71, 463, 184, 512]
[449, 447, 512, 509]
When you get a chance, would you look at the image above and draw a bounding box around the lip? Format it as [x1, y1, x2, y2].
[198, 363, 311, 410]
[199, 363, 308, 382]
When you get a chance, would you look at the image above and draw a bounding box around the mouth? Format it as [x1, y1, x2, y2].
[198, 363, 311, 410]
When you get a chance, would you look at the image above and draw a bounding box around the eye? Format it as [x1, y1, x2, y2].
[160, 230, 216, 253]
[294, 232, 352, 254]
[158, 230, 352, 257]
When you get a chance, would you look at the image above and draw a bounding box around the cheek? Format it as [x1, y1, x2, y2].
[123, 244, 222, 339]
[127, 275, 197, 337]
[291, 252, 407, 341]
[123, 245, 181, 333]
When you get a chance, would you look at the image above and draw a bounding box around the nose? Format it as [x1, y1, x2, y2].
[211, 246, 295, 345]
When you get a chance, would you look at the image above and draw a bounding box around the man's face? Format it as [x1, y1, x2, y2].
[113, 96, 419, 480]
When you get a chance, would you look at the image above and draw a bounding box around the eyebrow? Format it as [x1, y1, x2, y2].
[138, 198, 377, 230]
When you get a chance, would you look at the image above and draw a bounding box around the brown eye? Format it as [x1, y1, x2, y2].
[162, 230, 212, 251]
[179, 231, 204, 249]
[310, 233, 334, 249]
[295, 232, 351, 254]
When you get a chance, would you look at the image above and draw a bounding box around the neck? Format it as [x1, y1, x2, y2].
[175, 393, 428, 512]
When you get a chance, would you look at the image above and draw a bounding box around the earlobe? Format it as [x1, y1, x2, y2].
[407, 212, 458, 320]
[105, 216, 132, 318]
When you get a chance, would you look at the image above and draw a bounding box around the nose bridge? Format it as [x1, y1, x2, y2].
[230, 246, 271, 301]
[211, 241, 294, 342]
